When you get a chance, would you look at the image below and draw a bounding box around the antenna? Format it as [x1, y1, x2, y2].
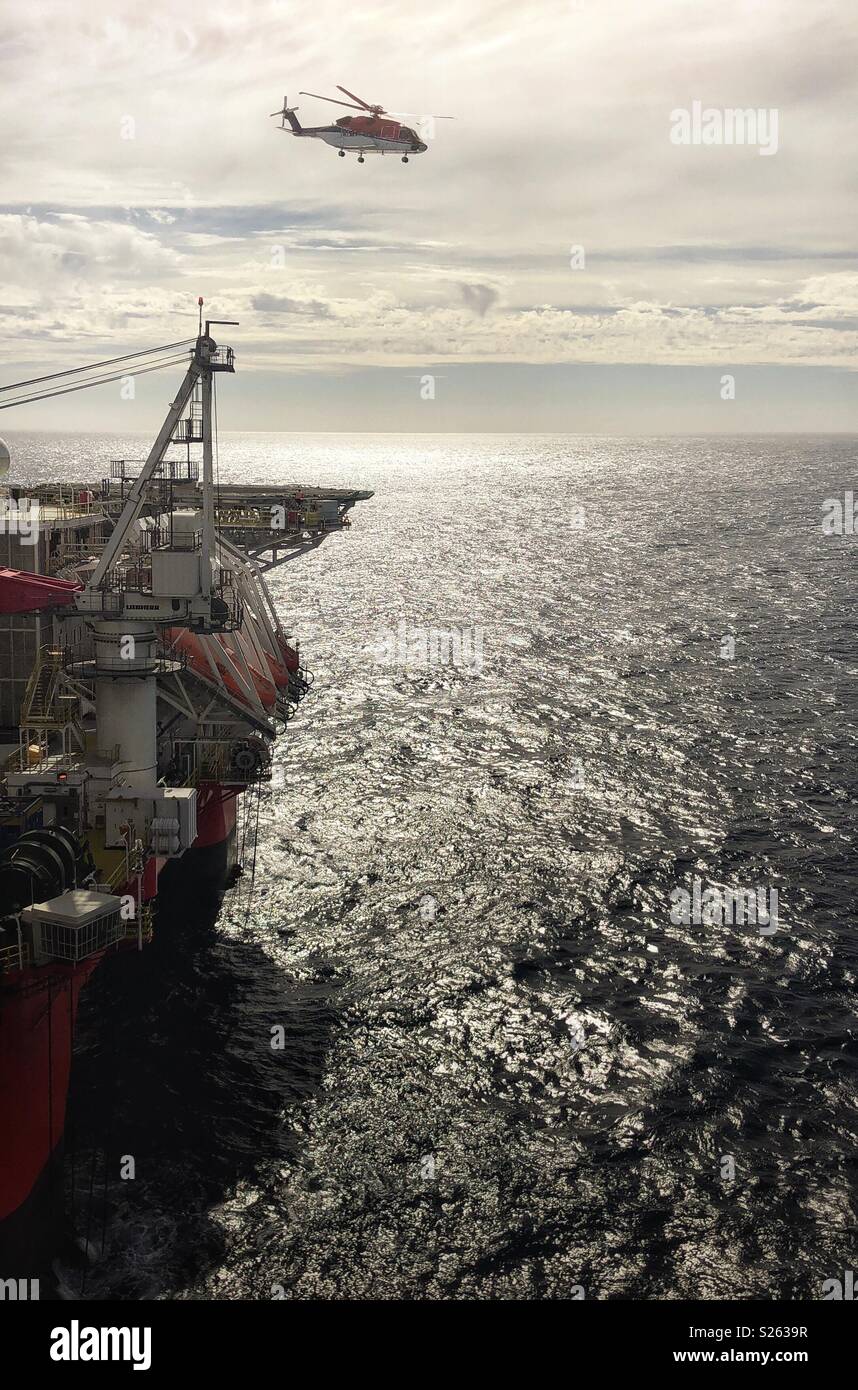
[198, 296, 204, 336]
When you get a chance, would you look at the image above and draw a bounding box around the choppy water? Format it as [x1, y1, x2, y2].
[10, 431, 858, 1300]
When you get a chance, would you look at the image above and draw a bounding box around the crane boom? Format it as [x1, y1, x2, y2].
[88, 357, 202, 588]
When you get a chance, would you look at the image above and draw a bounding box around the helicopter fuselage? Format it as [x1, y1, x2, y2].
[307, 127, 425, 154]
[272, 93, 433, 159]
[285, 113, 426, 155]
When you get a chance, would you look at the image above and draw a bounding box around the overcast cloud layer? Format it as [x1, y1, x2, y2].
[0, 0, 855, 428]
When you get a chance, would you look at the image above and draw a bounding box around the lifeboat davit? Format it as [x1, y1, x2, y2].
[225, 629, 277, 709]
[162, 628, 277, 712]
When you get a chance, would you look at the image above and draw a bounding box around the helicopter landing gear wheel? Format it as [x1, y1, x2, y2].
[358, 155, 365, 163]
[402, 155, 409, 163]
[338, 149, 345, 157]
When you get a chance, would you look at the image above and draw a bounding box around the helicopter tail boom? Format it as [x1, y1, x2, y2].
[270, 97, 302, 133]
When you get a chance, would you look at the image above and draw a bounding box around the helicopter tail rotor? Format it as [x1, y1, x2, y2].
[270, 97, 301, 132]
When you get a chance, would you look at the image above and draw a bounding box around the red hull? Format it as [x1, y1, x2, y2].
[0, 784, 239, 1258]
[194, 783, 238, 849]
[0, 959, 99, 1224]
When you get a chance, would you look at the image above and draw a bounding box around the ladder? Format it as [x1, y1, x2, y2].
[21, 645, 65, 725]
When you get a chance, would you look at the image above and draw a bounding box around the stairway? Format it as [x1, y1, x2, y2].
[21, 646, 64, 725]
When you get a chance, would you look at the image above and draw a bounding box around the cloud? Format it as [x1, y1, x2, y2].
[0, 213, 178, 292]
[251, 293, 332, 316]
[458, 283, 499, 317]
[0, 0, 855, 398]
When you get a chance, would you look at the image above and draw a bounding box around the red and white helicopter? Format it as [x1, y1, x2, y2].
[270, 85, 452, 163]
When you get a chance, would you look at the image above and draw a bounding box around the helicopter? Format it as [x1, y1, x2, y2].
[269, 85, 452, 163]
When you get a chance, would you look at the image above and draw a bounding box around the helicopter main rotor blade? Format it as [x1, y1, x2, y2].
[336, 84, 379, 112]
[299, 91, 367, 111]
[390, 112, 455, 120]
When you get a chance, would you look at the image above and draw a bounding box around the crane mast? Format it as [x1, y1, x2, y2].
[72, 316, 238, 839]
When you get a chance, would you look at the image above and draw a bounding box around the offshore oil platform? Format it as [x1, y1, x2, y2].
[0, 310, 371, 1271]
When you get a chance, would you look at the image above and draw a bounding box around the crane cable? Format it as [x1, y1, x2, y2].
[0, 337, 196, 395]
[0, 352, 190, 411]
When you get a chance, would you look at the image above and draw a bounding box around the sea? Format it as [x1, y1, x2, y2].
[7, 430, 858, 1300]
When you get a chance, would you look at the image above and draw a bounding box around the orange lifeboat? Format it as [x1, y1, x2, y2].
[264, 651, 291, 690]
[276, 634, 300, 673]
[162, 628, 277, 712]
[259, 636, 292, 691]
[225, 629, 277, 709]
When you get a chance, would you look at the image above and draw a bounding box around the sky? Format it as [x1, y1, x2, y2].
[0, 0, 856, 432]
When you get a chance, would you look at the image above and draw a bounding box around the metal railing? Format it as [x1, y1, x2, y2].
[124, 903, 154, 943]
[47, 541, 102, 576]
[31, 484, 99, 517]
[20, 645, 65, 726]
[209, 573, 243, 632]
[7, 736, 120, 775]
[172, 416, 203, 444]
[101, 561, 153, 593]
[208, 346, 234, 371]
[169, 737, 272, 786]
[111, 457, 200, 482]
[83, 650, 188, 677]
[0, 941, 30, 974]
[151, 523, 202, 551]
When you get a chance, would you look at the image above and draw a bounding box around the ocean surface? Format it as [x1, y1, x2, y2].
[9, 430, 858, 1300]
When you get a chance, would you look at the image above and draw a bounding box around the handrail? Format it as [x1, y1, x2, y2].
[170, 736, 272, 785]
[20, 644, 64, 727]
[0, 942, 31, 973]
